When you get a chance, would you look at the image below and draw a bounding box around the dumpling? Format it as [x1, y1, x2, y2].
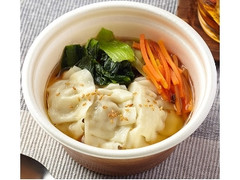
[47, 67, 95, 139]
[47, 67, 169, 149]
[84, 84, 136, 149]
[126, 77, 167, 148]
[55, 119, 84, 140]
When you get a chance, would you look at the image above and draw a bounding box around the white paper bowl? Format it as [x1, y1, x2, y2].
[22, 1, 217, 175]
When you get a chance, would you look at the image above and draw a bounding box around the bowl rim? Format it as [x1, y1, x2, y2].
[22, 1, 217, 159]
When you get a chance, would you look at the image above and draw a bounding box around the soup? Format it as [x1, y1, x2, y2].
[45, 28, 193, 149]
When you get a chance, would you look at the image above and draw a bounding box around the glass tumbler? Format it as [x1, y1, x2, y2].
[198, 0, 220, 43]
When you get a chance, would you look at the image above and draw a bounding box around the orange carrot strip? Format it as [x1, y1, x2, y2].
[151, 41, 171, 89]
[142, 65, 162, 94]
[145, 40, 168, 89]
[155, 58, 161, 66]
[178, 67, 183, 74]
[172, 54, 179, 66]
[145, 40, 161, 74]
[156, 60, 165, 75]
[171, 70, 179, 85]
[182, 67, 189, 80]
[161, 88, 171, 102]
[158, 40, 184, 97]
[148, 40, 159, 57]
[143, 65, 170, 101]
[172, 54, 184, 73]
[139, 36, 193, 114]
[132, 41, 140, 49]
[139, 34, 162, 82]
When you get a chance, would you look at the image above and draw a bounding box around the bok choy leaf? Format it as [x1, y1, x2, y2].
[61, 44, 84, 69]
[96, 28, 135, 62]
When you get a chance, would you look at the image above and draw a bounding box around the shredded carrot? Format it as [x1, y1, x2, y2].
[155, 58, 161, 66]
[170, 70, 179, 85]
[161, 88, 171, 102]
[145, 40, 168, 89]
[157, 61, 165, 75]
[148, 40, 158, 57]
[132, 41, 140, 49]
[178, 67, 184, 74]
[143, 65, 170, 102]
[138, 34, 193, 116]
[150, 41, 171, 89]
[172, 54, 184, 73]
[142, 65, 162, 94]
[145, 41, 161, 75]
[172, 54, 179, 66]
[140, 34, 162, 82]
[182, 67, 189, 80]
[158, 40, 184, 98]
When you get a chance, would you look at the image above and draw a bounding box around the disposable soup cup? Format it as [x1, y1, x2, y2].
[22, 1, 217, 175]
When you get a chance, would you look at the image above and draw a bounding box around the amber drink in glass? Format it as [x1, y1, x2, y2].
[198, 0, 220, 42]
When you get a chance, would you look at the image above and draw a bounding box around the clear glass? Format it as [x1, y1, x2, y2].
[198, 0, 220, 43]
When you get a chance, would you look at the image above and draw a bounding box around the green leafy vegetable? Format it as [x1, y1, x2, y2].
[60, 28, 136, 86]
[94, 52, 135, 85]
[61, 44, 84, 69]
[96, 27, 135, 62]
[85, 39, 99, 59]
[76, 54, 96, 75]
[96, 28, 115, 42]
[98, 40, 135, 62]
